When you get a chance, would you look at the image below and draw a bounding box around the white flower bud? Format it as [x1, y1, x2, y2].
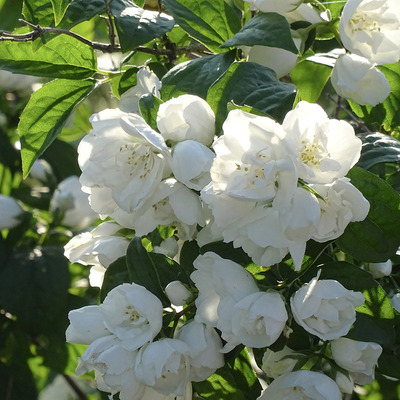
[0, 195, 24, 230]
[391, 293, 400, 313]
[366, 260, 392, 278]
[335, 371, 354, 394]
[165, 281, 192, 306]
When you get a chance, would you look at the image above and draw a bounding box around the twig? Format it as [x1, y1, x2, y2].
[103, 0, 117, 51]
[62, 374, 89, 400]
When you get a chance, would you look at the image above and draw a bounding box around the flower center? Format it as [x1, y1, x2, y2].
[300, 140, 326, 167]
[124, 305, 142, 322]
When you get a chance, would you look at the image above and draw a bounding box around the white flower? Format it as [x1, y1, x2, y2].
[244, 0, 304, 14]
[290, 272, 365, 340]
[66, 305, 109, 345]
[157, 94, 215, 146]
[190, 252, 259, 327]
[390, 293, 400, 312]
[282, 101, 362, 184]
[112, 178, 204, 240]
[310, 177, 370, 242]
[50, 176, 98, 230]
[339, 0, 400, 65]
[120, 66, 162, 113]
[229, 291, 288, 348]
[153, 237, 179, 258]
[335, 371, 355, 394]
[165, 281, 193, 307]
[0, 195, 24, 230]
[331, 53, 391, 106]
[171, 140, 215, 190]
[100, 283, 163, 351]
[135, 338, 191, 396]
[75, 335, 145, 398]
[366, 259, 392, 278]
[64, 221, 130, 287]
[257, 370, 342, 400]
[177, 320, 224, 382]
[140, 384, 192, 400]
[331, 338, 383, 385]
[261, 347, 298, 379]
[78, 108, 170, 217]
[284, 3, 323, 24]
[244, 38, 301, 78]
[29, 159, 53, 182]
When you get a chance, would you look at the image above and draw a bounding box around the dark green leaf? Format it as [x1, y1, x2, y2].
[222, 12, 298, 54]
[139, 93, 163, 131]
[377, 352, 400, 379]
[22, 0, 54, 26]
[0, 34, 97, 79]
[206, 61, 296, 132]
[161, 51, 236, 100]
[100, 256, 130, 302]
[162, 0, 241, 53]
[59, 0, 106, 29]
[0, 247, 70, 335]
[179, 240, 200, 280]
[126, 237, 169, 304]
[19, 78, 95, 178]
[110, 0, 174, 52]
[0, 0, 24, 31]
[118, 66, 139, 96]
[193, 348, 262, 400]
[357, 132, 400, 170]
[50, 0, 70, 25]
[291, 60, 332, 103]
[336, 167, 400, 262]
[349, 62, 400, 131]
[0, 362, 37, 400]
[200, 241, 252, 266]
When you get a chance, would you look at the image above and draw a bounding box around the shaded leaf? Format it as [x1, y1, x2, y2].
[110, 0, 174, 52]
[161, 51, 236, 100]
[336, 167, 400, 262]
[19, 78, 95, 178]
[100, 256, 130, 302]
[59, 0, 106, 29]
[163, 0, 241, 53]
[222, 12, 298, 53]
[50, 0, 70, 25]
[139, 93, 163, 131]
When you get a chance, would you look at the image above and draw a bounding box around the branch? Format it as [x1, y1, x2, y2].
[62, 374, 89, 400]
[103, 0, 117, 51]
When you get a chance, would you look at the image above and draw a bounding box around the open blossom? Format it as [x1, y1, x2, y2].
[310, 177, 370, 242]
[64, 221, 130, 287]
[244, 0, 304, 14]
[331, 53, 391, 106]
[78, 108, 170, 218]
[339, 0, 400, 65]
[282, 101, 362, 184]
[171, 140, 215, 190]
[0, 194, 24, 230]
[290, 272, 365, 340]
[257, 370, 342, 400]
[157, 94, 215, 146]
[135, 338, 191, 396]
[177, 320, 224, 382]
[331, 338, 383, 385]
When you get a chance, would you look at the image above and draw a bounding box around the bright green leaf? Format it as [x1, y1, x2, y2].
[110, 0, 174, 52]
[161, 51, 236, 100]
[357, 132, 400, 170]
[50, 0, 70, 25]
[206, 61, 296, 132]
[18, 79, 95, 178]
[22, 0, 54, 26]
[291, 60, 332, 103]
[222, 12, 298, 54]
[139, 93, 163, 131]
[336, 167, 400, 262]
[349, 62, 400, 131]
[59, 0, 105, 29]
[162, 0, 241, 53]
[0, 34, 97, 79]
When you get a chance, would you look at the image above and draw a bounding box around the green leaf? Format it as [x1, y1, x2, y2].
[50, 0, 70, 25]
[193, 348, 262, 400]
[22, 0, 54, 26]
[222, 12, 298, 53]
[348, 286, 395, 348]
[139, 94, 163, 131]
[0, 247, 70, 335]
[349, 62, 400, 131]
[291, 60, 332, 103]
[100, 256, 130, 302]
[319, 0, 344, 19]
[126, 237, 169, 304]
[377, 353, 400, 379]
[118, 66, 139, 96]
[19, 79, 95, 178]
[357, 132, 400, 170]
[0, 34, 97, 79]
[161, 51, 236, 100]
[59, 0, 106, 29]
[336, 167, 400, 262]
[110, 0, 175, 52]
[162, 0, 241, 53]
[206, 61, 296, 132]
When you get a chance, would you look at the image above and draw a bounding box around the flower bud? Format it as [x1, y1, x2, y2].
[366, 260, 392, 279]
[165, 281, 193, 306]
[0, 195, 24, 230]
